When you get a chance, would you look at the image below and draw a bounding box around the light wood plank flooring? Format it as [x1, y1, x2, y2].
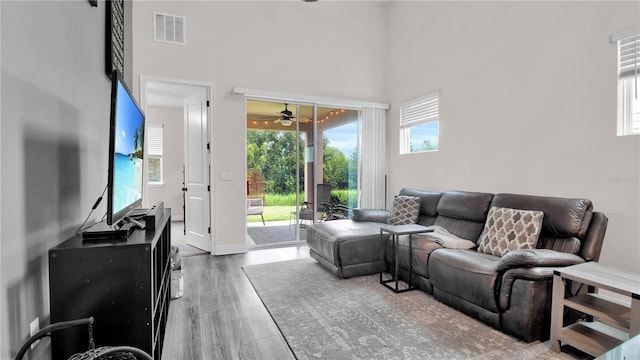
[161, 243, 310, 360]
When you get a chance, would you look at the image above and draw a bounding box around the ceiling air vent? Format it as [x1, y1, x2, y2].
[154, 12, 185, 45]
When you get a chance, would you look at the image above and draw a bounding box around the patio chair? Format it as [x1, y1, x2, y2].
[247, 168, 265, 225]
[247, 197, 265, 225]
[15, 317, 152, 360]
[296, 184, 333, 223]
[324, 203, 351, 220]
[315, 183, 333, 219]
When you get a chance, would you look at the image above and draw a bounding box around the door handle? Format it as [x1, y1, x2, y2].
[182, 187, 188, 192]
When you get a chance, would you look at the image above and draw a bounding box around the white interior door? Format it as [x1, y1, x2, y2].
[184, 89, 211, 252]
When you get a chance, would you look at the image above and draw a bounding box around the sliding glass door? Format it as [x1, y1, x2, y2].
[246, 100, 360, 248]
[316, 107, 360, 210]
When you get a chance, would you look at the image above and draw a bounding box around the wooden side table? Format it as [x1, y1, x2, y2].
[550, 261, 640, 357]
[379, 224, 433, 293]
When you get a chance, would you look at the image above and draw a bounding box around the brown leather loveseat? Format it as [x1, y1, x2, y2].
[306, 188, 608, 342]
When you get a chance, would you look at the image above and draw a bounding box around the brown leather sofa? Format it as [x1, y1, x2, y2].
[306, 188, 608, 342]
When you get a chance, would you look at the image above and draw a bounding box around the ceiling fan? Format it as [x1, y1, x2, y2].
[275, 103, 295, 126]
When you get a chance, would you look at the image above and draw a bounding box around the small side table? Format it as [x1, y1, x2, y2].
[550, 261, 640, 357]
[379, 224, 433, 293]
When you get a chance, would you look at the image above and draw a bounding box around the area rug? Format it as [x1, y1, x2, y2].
[243, 258, 581, 360]
[247, 225, 306, 245]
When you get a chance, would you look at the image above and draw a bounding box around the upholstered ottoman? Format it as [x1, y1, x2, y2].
[307, 219, 389, 278]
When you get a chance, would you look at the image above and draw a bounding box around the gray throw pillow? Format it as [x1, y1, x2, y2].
[477, 207, 544, 257]
[387, 195, 421, 225]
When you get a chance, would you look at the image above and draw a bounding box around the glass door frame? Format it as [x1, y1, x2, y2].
[239, 87, 386, 246]
[294, 103, 317, 241]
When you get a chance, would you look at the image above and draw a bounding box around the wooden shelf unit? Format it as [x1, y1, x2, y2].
[550, 261, 640, 358]
[564, 293, 631, 332]
[49, 209, 171, 360]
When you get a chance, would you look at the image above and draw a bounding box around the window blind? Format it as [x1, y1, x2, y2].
[147, 125, 163, 156]
[400, 91, 439, 129]
[619, 33, 639, 80]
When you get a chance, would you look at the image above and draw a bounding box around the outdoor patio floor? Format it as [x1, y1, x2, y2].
[246, 219, 310, 248]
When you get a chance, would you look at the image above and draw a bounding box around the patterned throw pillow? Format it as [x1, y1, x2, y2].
[477, 207, 544, 257]
[387, 195, 421, 225]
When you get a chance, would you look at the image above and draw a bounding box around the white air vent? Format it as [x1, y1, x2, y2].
[154, 12, 185, 45]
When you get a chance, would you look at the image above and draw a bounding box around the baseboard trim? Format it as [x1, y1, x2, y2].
[214, 242, 247, 255]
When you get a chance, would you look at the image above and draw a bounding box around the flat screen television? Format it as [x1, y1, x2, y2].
[106, 69, 145, 226]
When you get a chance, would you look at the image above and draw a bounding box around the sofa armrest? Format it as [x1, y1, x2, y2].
[498, 267, 556, 311]
[496, 249, 585, 272]
[351, 208, 391, 223]
[581, 211, 608, 262]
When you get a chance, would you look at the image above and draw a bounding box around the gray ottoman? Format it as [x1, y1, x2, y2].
[306, 219, 388, 278]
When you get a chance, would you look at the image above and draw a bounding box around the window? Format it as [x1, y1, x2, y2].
[147, 124, 164, 185]
[399, 91, 439, 154]
[613, 28, 640, 136]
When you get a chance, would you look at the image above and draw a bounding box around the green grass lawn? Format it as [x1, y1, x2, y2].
[248, 189, 356, 222]
[247, 205, 297, 222]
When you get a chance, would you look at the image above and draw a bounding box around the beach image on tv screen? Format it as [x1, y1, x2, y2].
[113, 81, 144, 214]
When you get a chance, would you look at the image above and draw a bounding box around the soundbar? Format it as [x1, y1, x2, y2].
[143, 201, 164, 231]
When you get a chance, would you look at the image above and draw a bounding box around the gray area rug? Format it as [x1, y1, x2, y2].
[247, 225, 306, 245]
[243, 258, 581, 360]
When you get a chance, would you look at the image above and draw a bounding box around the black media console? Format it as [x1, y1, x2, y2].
[49, 208, 171, 359]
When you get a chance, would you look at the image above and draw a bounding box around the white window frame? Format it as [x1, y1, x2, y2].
[399, 91, 440, 154]
[147, 124, 164, 186]
[612, 26, 640, 136]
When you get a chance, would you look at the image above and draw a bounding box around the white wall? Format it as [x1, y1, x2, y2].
[386, 1, 640, 272]
[132, 1, 388, 253]
[0, 1, 132, 358]
[146, 106, 185, 220]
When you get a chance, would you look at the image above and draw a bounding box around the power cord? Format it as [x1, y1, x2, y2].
[75, 185, 108, 236]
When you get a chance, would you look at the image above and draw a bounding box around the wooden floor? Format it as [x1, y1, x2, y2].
[161, 245, 311, 360]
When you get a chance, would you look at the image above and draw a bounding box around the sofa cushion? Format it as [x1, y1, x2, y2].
[418, 226, 476, 249]
[398, 188, 443, 226]
[433, 191, 494, 241]
[387, 195, 421, 225]
[385, 234, 442, 279]
[490, 193, 592, 238]
[477, 207, 544, 257]
[429, 249, 501, 313]
[351, 208, 391, 223]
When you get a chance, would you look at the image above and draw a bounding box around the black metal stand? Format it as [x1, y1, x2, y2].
[379, 224, 433, 293]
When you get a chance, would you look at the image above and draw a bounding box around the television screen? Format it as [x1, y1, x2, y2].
[107, 70, 145, 226]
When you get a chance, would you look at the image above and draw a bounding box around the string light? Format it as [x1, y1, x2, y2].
[249, 107, 349, 128]
[319, 108, 347, 124]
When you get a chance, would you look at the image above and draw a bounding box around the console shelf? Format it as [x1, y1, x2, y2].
[49, 209, 171, 360]
[564, 293, 631, 331]
[558, 322, 626, 357]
